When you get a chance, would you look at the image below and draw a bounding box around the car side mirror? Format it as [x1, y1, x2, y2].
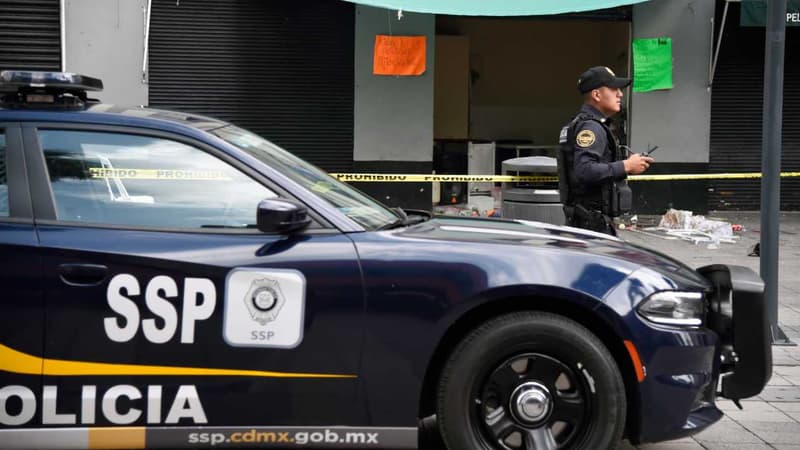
[256, 198, 311, 234]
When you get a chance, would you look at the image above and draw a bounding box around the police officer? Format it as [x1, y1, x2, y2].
[558, 66, 653, 235]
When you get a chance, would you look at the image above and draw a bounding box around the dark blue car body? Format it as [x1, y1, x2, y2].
[0, 87, 771, 449]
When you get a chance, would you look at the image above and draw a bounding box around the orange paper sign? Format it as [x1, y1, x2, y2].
[373, 35, 426, 76]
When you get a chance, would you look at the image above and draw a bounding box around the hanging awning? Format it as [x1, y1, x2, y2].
[340, 0, 651, 16]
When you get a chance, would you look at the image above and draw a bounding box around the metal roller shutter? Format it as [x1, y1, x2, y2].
[0, 0, 61, 71]
[148, 0, 354, 172]
[709, 1, 800, 210]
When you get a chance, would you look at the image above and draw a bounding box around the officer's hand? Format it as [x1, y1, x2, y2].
[624, 153, 654, 175]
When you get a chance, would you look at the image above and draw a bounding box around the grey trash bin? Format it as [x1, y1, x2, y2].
[501, 156, 565, 225]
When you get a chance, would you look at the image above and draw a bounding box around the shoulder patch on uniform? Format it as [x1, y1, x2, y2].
[576, 129, 596, 148]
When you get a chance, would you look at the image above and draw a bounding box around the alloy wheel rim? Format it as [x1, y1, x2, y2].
[475, 352, 590, 449]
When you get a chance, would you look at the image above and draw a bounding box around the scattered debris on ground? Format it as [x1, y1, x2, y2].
[630, 208, 739, 249]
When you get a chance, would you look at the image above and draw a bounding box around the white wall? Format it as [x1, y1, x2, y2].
[631, 0, 714, 162]
[64, 0, 148, 106]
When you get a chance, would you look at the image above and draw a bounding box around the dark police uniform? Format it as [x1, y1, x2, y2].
[559, 104, 627, 235]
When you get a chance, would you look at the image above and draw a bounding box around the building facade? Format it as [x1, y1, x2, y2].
[1, 0, 796, 212]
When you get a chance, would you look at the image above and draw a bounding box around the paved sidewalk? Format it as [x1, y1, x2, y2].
[619, 211, 800, 450]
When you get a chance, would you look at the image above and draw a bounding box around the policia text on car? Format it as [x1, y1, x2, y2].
[559, 66, 654, 235]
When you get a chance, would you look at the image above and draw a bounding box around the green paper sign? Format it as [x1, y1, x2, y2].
[632, 37, 673, 93]
[741, 0, 800, 27]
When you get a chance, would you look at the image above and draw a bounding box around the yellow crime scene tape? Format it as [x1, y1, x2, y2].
[87, 168, 800, 183]
[89, 167, 231, 180]
[330, 172, 800, 182]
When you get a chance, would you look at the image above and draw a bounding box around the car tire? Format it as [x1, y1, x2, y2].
[436, 311, 626, 450]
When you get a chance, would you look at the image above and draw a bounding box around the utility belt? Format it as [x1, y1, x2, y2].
[569, 180, 632, 218]
[562, 203, 612, 233]
[563, 204, 602, 220]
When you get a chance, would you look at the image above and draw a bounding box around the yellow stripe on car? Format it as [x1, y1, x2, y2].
[0, 343, 355, 379]
[89, 427, 146, 449]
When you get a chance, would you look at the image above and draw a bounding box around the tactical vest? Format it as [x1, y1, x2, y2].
[558, 113, 631, 217]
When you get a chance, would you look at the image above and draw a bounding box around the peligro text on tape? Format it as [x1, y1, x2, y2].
[90, 168, 231, 180]
[329, 172, 800, 182]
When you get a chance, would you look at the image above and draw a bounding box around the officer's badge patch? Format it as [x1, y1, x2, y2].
[224, 268, 306, 348]
[576, 130, 596, 148]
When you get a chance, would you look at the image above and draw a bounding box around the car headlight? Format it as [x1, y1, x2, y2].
[637, 291, 705, 327]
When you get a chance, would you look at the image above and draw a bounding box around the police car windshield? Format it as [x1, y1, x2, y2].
[211, 125, 398, 230]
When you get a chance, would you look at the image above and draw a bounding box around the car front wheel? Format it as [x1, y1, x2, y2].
[436, 311, 626, 450]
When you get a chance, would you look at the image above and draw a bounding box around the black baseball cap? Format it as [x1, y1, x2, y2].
[577, 66, 631, 94]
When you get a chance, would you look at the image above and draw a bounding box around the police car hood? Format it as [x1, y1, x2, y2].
[399, 216, 708, 285]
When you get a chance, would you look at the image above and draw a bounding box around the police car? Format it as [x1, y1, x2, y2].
[0, 71, 771, 450]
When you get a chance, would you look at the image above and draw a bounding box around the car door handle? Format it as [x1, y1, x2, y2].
[58, 264, 109, 286]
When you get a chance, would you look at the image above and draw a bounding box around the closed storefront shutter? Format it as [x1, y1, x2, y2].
[710, 1, 800, 210]
[148, 0, 354, 172]
[0, 0, 61, 71]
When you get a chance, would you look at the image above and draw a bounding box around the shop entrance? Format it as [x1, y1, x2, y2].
[432, 12, 631, 215]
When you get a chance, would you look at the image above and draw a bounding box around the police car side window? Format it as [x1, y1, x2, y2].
[39, 130, 277, 229]
[0, 132, 7, 217]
